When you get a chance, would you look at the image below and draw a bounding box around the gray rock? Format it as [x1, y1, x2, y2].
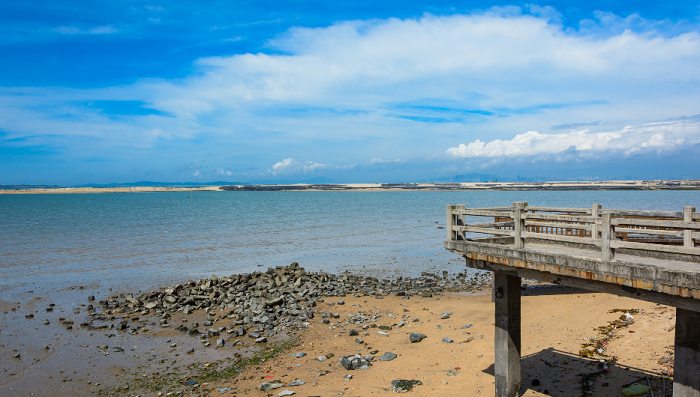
[442, 337, 454, 343]
[410, 333, 427, 343]
[278, 391, 295, 396]
[318, 355, 327, 362]
[349, 329, 359, 336]
[254, 337, 267, 343]
[460, 323, 473, 329]
[378, 352, 397, 361]
[355, 337, 364, 344]
[259, 382, 284, 392]
[287, 379, 305, 386]
[344, 374, 353, 380]
[249, 330, 261, 338]
[216, 338, 225, 348]
[391, 380, 423, 393]
[295, 352, 307, 358]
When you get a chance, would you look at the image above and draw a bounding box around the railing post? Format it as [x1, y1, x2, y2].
[601, 211, 615, 261]
[447, 204, 456, 241]
[513, 202, 526, 249]
[456, 204, 466, 240]
[591, 204, 602, 239]
[684, 206, 696, 248]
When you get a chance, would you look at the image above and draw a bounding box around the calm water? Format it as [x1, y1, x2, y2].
[1, 190, 699, 296]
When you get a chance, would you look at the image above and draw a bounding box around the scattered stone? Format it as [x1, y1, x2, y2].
[296, 352, 307, 358]
[460, 324, 473, 329]
[344, 374, 353, 380]
[349, 329, 359, 336]
[278, 390, 295, 396]
[378, 352, 397, 361]
[287, 379, 305, 386]
[259, 382, 284, 392]
[216, 338, 225, 348]
[254, 337, 267, 343]
[355, 337, 364, 344]
[318, 356, 327, 362]
[391, 380, 422, 393]
[442, 337, 454, 343]
[410, 333, 427, 343]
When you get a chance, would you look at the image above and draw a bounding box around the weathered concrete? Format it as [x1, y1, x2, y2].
[494, 272, 521, 397]
[674, 308, 700, 397]
[446, 240, 700, 305]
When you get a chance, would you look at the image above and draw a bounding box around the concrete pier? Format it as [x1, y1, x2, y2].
[445, 202, 700, 397]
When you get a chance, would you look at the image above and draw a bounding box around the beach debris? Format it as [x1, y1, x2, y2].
[621, 384, 651, 396]
[391, 380, 422, 393]
[410, 332, 427, 343]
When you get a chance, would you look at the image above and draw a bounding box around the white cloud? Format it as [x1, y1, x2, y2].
[226, 170, 232, 176]
[446, 117, 700, 158]
[53, 25, 118, 35]
[267, 158, 356, 176]
[193, 170, 200, 177]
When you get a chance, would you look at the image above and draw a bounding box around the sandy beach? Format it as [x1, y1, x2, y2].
[0, 264, 676, 397]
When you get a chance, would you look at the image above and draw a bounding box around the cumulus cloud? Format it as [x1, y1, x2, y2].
[267, 158, 357, 176]
[446, 117, 700, 159]
[3, 8, 700, 181]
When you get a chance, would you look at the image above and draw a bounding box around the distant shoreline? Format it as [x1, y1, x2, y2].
[2, 180, 700, 194]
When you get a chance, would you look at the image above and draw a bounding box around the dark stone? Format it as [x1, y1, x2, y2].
[349, 329, 359, 336]
[410, 333, 427, 343]
[391, 380, 422, 392]
[532, 379, 540, 386]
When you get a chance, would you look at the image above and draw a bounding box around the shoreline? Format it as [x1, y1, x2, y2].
[2, 179, 700, 194]
[0, 263, 676, 396]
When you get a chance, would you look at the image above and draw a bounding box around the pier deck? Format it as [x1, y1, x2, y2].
[445, 202, 700, 397]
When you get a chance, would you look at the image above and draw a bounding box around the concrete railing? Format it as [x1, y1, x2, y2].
[447, 202, 700, 261]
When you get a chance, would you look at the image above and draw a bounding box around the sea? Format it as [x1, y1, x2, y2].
[1, 190, 699, 300]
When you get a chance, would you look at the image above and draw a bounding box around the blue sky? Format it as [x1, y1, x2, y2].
[2, 1, 700, 185]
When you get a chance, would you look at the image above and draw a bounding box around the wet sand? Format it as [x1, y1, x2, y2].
[1, 283, 676, 397]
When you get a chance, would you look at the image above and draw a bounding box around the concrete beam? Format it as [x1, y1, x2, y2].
[494, 272, 521, 397]
[674, 308, 700, 397]
[465, 258, 700, 312]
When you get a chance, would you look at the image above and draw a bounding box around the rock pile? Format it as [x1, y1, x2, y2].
[79, 262, 492, 339]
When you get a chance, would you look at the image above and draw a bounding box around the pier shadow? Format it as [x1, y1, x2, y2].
[521, 284, 590, 296]
[481, 348, 670, 397]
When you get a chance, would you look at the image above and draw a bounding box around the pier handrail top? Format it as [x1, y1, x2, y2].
[446, 202, 700, 262]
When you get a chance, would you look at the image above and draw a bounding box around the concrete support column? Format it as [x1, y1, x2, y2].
[674, 308, 700, 397]
[494, 272, 522, 397]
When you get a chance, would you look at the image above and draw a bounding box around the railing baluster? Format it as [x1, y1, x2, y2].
[513, 202, 526, 249]
[446, 204, 456, 241]
[601, 211, 615, 261]
[685, 206, 696, 248]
